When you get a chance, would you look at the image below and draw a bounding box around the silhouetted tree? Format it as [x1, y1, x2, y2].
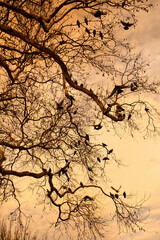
[0, 1, 158, 239]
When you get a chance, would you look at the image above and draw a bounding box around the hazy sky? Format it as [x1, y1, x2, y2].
[107, 1, 160, 239]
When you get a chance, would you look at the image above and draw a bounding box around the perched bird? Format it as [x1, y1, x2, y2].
[73, 110, 77, 115]
[108, 149, 113, 154]
[84, 195, 93, 201]
[145, 107, 149, 112]
[102, 143, 107, 147]
[122, 1, 126, 8]
[60, 40, 65, 45]
[77, 20, 80, 28]
[94, 123, 102, 130]
[130, 82, 138, 91]
[85, 28, 90, 34]
[121, 20, 134, 30]
[56, 100, 63, 110]
[103, 157, 109, 160]
[93, 29, 96, 37]
[123, 191, 126, 198]
[89, 176, 94, 181]
[110, 192, 114, 198]
[84, 17, 88, 25]
[88, 167, 92, 172]
[80, 182, 84, 187]
[85, 134, 89, 141]
[115, 194, 119, 199]
[117, 89, 123, 94]
[94, 10, 101, 18]
[97, 157, 101, 162]
[128, 113, 131, 120]
[99, 31, 103, 40]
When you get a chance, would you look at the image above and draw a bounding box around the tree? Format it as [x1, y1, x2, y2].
[0, 0, 159, 239]
[0, 215, 46, 240]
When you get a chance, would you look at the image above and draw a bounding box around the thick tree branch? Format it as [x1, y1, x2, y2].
[0, 23, 121, 121]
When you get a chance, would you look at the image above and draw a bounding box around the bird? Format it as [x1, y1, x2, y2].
[103, 157, 109, 160]
[99, 31, 103, 40]
[128, 113, 131, 120]
[88, 167, 92, 172]
[145, 107, 149, 112]
[77, 20, 80, 28]
[110, 192, 114, 198]
[85, 28, 90, 34]
[121, 21, 134, 30]
[115, 194, 119, 199]
[80, 182, 84, 187]
[85, 134, 89, 141]
[97, 157, 101, 162]
[93, 29, 96, 37]
[60, 40, 65, 45]
[94, 10, 101, 18]
[73, 110, 77, 115]
[122, 1, 126, 8]
[84, 195, 93, 201]
[84, 17, 88, 25]
[56, 100, 63, 110]
[130, 82, 138, 91]
[94, 123, 102, 130]
[102, 143, 107, 147]
[89, 176, 94, 181]
[108, 149, 113, 154]
[123, 191, 126, 198]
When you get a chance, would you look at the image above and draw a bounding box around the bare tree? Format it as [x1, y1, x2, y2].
[0, 0, 159, 239]
[0, 216, 47, 240]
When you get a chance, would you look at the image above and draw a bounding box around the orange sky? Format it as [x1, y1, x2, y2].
[107, 1, 160, 239]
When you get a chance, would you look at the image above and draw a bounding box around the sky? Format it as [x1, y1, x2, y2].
[106, 1, 160, 239]
[1, 1, 160, 240]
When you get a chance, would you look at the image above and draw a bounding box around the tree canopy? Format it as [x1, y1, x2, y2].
[0, 0, 159, 239]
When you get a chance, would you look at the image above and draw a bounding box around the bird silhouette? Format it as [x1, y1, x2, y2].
[84, 17, 88, 25]
[130, 82, 138, 91]
[94, 10, 101, 18]
[85, 28, 90, 34]
[128, 113, 131, 120]
[108, 149, 113, 154]
[123, 191, 126, 198]
[102, 143, 107, 147]
[77, 20, 80, 28]
[122, 1, 126, 8]
[94, 123, 102, 130]
[85, 134, 89, 141]
[103, 157, 109, 160]
[56, 100, 63, 110]
[99, 31, 103, 40]
[115, 194, 119, 199]
[80, 182, 84, 187]
[93, 29, 96, 37]
[84, 195, 93, 201]
[121, 21, 134, 30]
